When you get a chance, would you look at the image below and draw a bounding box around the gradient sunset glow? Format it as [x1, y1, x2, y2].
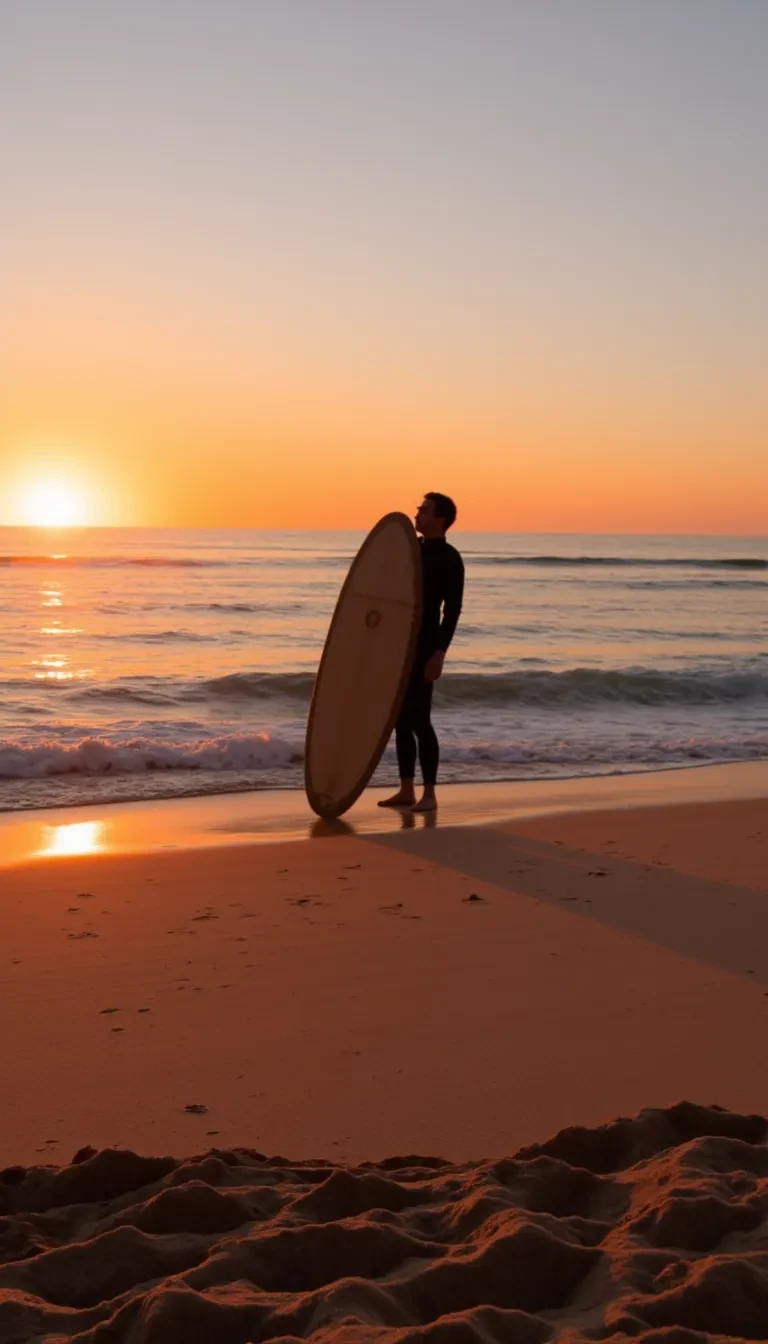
[1, 2, 766, 534]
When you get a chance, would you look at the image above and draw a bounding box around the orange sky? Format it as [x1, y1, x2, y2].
[3, 316, 765, 532]
[1, 4, 766, 535]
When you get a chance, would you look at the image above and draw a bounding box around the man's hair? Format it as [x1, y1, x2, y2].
[425, 492, 457, 530]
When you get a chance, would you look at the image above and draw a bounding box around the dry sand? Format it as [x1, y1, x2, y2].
[1, 790, 768, 1339]
[2, 1103, 767, 1342]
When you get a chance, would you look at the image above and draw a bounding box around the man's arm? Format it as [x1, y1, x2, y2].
[437, 552, 465, 652]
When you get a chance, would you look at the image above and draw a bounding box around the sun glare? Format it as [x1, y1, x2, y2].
[21, 479, 87, 528]
[39, 821, 105, 858]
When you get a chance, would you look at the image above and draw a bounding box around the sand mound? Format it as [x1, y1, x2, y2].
[1, 1102, 767, 1342]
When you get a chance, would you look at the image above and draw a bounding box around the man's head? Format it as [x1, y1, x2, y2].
[415, 492, 457, 539]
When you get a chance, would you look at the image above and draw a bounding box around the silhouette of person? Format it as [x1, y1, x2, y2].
[379, 492, 464, 812]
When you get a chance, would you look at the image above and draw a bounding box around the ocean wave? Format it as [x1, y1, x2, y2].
[94, 601, 303, 617]
[90, 629, 222, 643]
[7, 665, 768, 710]
[52, 671, 315, 708]
[0, 554, 217, 568]
[65, 682, 182, 707]
[195, 601, 276, 613]
[1, 726, 767, 781]
[5, 549, 765, 573]
[477, 554, 767, 570]
[199, 671, 315, 700]
[0, 552, 349, 569]
[0, 732, 302, 779]
[625, 577, 768, 591]
[440, 667, 768, 706]
[198, 666, 768, 708]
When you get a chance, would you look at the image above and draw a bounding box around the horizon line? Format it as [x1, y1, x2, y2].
[0, 524, 766, 541]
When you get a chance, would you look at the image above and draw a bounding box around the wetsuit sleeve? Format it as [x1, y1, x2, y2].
[437, 552, 464, 652]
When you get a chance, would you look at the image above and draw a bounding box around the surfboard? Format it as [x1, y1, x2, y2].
[305, 512, 423, 819]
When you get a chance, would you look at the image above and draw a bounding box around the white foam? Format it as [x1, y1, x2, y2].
[0, 732, 302, 779]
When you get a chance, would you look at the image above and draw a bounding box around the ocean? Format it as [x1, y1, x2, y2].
[1, 527, 766, 813]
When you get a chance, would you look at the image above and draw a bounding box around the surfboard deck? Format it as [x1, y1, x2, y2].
[305, 512, 423, 819]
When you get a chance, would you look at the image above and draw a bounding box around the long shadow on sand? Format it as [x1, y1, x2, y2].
[363, 822, 768, 986]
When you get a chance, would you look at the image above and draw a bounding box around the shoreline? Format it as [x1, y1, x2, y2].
[1, 757, 767, 868]
[4, 749, 768, 816]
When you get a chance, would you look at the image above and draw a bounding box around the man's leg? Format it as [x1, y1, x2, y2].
[377, 694, 418, 806]
[412, 680, 439, 812]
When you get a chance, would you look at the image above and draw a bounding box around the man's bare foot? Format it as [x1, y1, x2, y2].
[411, 794, 437, 813]
[378, 791, 416, 808]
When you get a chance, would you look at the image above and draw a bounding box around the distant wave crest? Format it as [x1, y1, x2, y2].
[0, 553, 348, 569]
[198, 666, 768, 708]
[482, 554, 767, 571]
[3, 550, 765, 574]
[5, 665, 768, 710]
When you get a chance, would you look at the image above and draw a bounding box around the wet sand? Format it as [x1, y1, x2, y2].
[2, 787, 767, 1162]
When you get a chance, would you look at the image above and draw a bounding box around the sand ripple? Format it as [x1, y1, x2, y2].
[1, 1102, 767, 1342]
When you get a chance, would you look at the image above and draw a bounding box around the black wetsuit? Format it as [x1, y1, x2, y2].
[395, 536, 464, 786]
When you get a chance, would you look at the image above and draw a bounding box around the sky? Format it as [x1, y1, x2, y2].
[1, 0, 766, 533]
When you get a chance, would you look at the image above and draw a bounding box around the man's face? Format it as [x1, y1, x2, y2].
[415, 497, 438, 535]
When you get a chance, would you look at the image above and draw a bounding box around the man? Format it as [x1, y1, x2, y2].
[379, 492, 464, 812]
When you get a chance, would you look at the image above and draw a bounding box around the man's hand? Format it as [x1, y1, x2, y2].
[424, 650, 445, 683]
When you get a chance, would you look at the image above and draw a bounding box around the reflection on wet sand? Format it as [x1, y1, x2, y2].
[1, 762, 767, 870]
[398, 807, 438, 830]
[39, 820, 105, 858]
[309, 817, 355, 840]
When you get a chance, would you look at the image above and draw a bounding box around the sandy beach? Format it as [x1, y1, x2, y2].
[2, 768, 768, 1339]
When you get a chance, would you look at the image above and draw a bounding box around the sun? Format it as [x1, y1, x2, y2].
[21, 479, 87, 528]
